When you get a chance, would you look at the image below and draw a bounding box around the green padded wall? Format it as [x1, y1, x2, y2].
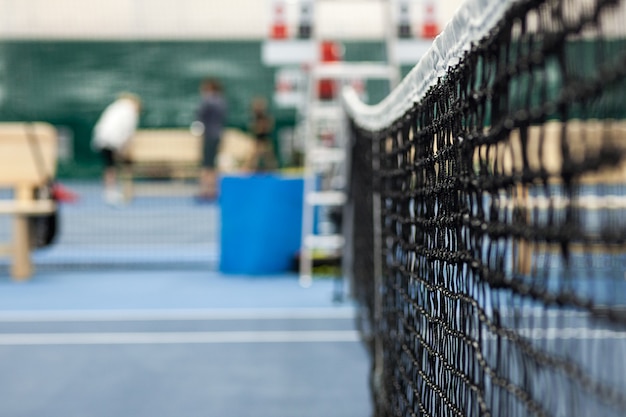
[0, 39, 390, 178]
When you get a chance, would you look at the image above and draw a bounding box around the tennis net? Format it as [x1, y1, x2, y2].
[343, 0, 626, 416]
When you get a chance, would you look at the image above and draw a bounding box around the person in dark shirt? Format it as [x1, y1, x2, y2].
[195, 78, 227, 199]
[246, 96, 277, 172]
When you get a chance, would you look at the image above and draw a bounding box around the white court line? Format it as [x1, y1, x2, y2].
[477, 327, 626, 340]
[0, 307, 357, 322]
[0, 330, 361, 346]
[498, 309, 595, 318]
[0, 327, 622, 346]
[517, 328, 626, 340]
[0, 307, 616, 322]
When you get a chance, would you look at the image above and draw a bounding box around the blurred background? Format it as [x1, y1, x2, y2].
[0, 0, 464, 274]
[4, 1, 624, 417]
[0, 0, 463, 176]
[0, 2, 462, 417]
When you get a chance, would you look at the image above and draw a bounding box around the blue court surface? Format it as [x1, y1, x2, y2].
[0, 272, 372, 417]
[0, 181, 372, 417]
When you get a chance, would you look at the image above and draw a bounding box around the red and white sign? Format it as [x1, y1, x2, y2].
[274, 67, 306, 108]
[270, 0, 288, 39]
[318, 40, 343, 100]
[421, 1, 439, 39]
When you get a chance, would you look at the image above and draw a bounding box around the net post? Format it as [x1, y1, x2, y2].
[370, 129, 387, 416]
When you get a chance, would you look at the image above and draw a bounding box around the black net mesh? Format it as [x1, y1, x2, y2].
[348, 0, 626, 416]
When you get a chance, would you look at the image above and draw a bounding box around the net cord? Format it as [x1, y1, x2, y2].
[342, 0, 518, 132]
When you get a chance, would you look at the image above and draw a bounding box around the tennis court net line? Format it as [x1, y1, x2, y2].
[343, 0, 626, 416]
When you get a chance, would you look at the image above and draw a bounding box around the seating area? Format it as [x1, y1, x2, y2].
[120, 129, 201, 201]
[120, 128, 256, 201]
[0, 122, 58, 280]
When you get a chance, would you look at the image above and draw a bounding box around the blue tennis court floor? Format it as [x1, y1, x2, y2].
[0, 180, 372, 417]
[0, 271, 372, 417]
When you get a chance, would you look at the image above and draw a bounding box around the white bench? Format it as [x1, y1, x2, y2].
[0, 122, 58, 280]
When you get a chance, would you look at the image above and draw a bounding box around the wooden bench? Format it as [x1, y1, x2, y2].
[121, 128, 256, 200]
[0, 122, 58, 280]
[121, 129, 201, 200]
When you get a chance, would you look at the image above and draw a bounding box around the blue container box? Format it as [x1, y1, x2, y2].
[219, 174, 304, 274]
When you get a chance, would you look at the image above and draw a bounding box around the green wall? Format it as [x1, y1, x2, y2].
[0, 39, 392, 178]
[3, 38, 620, 178]
[0, 40, 394, 177]
[0, 41, 277, 177]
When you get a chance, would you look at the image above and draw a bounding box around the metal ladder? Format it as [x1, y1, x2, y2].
[297, 0, 409, 289]
[298, 62, 398, 289]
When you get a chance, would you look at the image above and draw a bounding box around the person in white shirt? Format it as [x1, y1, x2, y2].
[92, 93, 142, 205]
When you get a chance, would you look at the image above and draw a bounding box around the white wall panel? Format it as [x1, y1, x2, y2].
[0, 0, 464, 39]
